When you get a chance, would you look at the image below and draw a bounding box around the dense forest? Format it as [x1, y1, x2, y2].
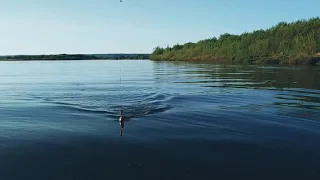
[151, 17, 320, 65]
[0, 54, 150, 61]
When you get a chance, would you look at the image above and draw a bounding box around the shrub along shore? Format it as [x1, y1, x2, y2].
[151, 17, 320, 65]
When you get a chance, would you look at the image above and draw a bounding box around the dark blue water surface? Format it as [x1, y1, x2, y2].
[0, 60, 319, 180]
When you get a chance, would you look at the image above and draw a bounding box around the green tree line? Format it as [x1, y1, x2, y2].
[0, 54, 100, 60]
[103, 54, 150, 60]
[0, 54, 150, 61]
[151, 17, 320, 65]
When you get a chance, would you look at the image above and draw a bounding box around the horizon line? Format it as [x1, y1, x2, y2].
[0, 53, 151, 56]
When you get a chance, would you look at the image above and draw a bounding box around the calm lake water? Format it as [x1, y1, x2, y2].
[0, 60, 319, 180]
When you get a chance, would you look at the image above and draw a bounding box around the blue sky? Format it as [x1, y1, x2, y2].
[0, 0, 319, 55]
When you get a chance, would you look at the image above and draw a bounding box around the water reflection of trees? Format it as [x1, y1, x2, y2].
[152, 61, 320, 115]
[159, 61, 320, 90]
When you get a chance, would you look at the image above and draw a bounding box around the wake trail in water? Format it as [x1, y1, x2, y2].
[26, 92, 174, 121]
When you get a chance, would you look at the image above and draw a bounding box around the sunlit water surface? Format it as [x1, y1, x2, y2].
[0, 60, 319, 180]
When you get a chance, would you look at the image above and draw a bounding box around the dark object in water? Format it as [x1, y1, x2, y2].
[119, 110, 125, 136]
[307, 56, 320, 66]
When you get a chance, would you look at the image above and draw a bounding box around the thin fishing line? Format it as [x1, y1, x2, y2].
[119, 59, 123, 110]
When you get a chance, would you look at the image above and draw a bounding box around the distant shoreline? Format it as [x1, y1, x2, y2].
[0, 53, 151, 61]
[0, 59, 150, 61]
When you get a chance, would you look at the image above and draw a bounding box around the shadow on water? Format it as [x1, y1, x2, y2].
[0, 136, 319, 180]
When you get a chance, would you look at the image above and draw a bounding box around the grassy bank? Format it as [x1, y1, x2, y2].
[151, 17, 320, 65]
